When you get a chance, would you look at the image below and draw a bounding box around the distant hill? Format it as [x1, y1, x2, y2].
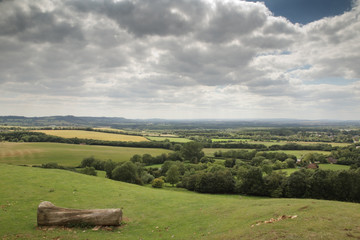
[0, 115, 131, 127]
[0, 115, 360, 129]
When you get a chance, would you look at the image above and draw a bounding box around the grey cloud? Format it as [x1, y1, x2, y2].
[0, 2, 84, 43]
[242, 35, 294, 50]
[1, 0, 359, 119]
[245, 76, 293, 97]
[263, 18, 297, 35]
[154, 41, 256, 86]
[71, 0, 205, 37]
[197, 1, 268, 43]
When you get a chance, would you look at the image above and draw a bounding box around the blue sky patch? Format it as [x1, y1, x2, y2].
[247, 0, 353, 24]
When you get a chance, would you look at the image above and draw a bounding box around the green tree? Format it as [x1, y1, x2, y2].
[264, 171, 286, 197]
[235, 167, 264, 196]
[152, 178, 164, 188]
[285, 158, 296, 168]
[104, 159, 116, 178]
[130, 154, 142, 163]
[161, 161, 175, 175]
[112, 161, 142, 185]
[166, 165, 180, 186]
[181, 142, 204, 163]
[142, 154, 153, 165]
[284, 169, 311, 198]
[80, 156, 96, 168]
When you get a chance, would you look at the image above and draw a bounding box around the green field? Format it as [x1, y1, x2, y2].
[146, 136, 192, 143]
[93, 128, 125, 132]
[212, 138, 252, 142]
[33, 130, 149, 142]
[203, 148, 330, 158]
[318, 164, 350, 171]
[211, 139, 351, 147]
[144, 164, 163, 169]
[0, 142, 171, 167]
[270, 150, 331, 158]
[276, 164, 350, 175]
[1, 164, 360, 239]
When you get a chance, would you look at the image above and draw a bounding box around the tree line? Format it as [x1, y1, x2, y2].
[0, 131, 173, 149]
[0, 131, 343, 151]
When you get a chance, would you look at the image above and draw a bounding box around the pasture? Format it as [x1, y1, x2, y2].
[0, 142, 171, 167]
[146, 136, 192, 143]
[33, 130, 149, 142]
[211, 139, 351, 147]
[1, 164, 360, 239]
[203, 148, 330, 158]
[276, 164, 350, 175]
[318, 164, 350, 171]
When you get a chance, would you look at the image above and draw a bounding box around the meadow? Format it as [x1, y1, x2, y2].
[1, 164, 360, 240]
[203, 148, 331, 158]
[146, 136, 192, 143]
[211, 139, 351, 147]
[0, 142, 171, 167]
[33, 130, 149, 142]
[276, 164, 350, 176]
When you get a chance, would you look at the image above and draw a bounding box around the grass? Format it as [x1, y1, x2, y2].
[276, 168, 301, 175]
[0, 142, 171, 167]
[270, 150, 331, 158]
[212, 138, 252, 142]
[33, 130, 149, 142]
[93, 128, 125, 132]
[277, 164, 351, 175]
[318, 164, 350, 171]
[1, 164, 360, 239]
[203, 148, 251, 156]
[144, 164, 163, 169]
[203, 148, 330, 158]
[211, 139, 351, 147]
[146, 136, 192, 143]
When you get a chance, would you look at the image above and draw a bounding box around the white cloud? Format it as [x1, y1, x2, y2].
[0, 0, 359, 119]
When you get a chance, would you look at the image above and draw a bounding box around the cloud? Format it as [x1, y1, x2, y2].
[0, 0, 359, 119]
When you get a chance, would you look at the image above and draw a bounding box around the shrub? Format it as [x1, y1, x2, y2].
[112, 161, 142, 185]
[152, 178, 164, 188]
[104, 159, 117, 178]
[80, 166, 97, 176]
[141, 173, 155, 184]
[80, 156, 96, 168]
[41, 162, 62, 169]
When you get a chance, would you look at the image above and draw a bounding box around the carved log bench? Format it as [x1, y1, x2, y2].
[37, 201, 122, 226]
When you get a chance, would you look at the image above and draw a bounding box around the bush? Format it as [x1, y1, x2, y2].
[41, 162, 63, 169]
[141, 173, 155, 184]
[152, 178, 164, 188]
[80, 166, 97, 176]
[112, 161, 142, 185]
[104, 159, 117, 178]
[80, 156, 96, 168]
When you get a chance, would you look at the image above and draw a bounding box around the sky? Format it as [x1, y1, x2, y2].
[0, 0, 359, 120]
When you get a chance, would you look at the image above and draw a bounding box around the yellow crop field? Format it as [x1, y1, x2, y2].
[33, 130, 149, 142]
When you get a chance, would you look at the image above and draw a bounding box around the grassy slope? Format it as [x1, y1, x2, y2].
[1, 164, 360, 240]
[33, 130, 149, 142]
[0, 142, 171, 167]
